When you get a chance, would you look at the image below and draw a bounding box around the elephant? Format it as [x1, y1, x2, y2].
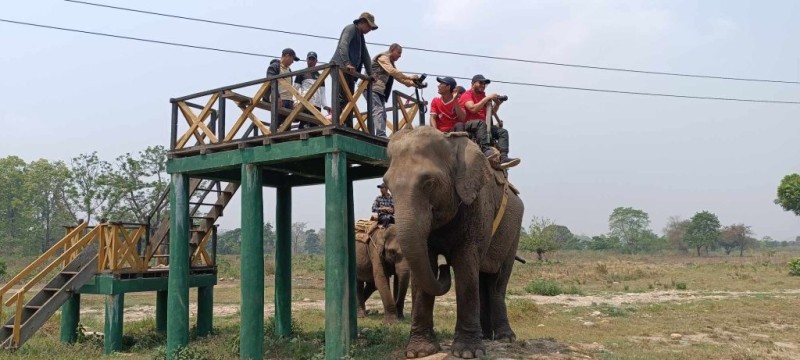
[384, 127, 524, 359]
[355, 224, 411, 323]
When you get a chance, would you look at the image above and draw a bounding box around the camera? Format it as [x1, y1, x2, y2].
[495, 95, 509, 102]
[414, 73, 428, 88]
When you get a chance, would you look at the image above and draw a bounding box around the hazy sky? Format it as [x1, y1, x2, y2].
[2, 0, 799, 240]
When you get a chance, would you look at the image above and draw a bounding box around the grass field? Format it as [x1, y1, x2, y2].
[2, 249, 800, 359]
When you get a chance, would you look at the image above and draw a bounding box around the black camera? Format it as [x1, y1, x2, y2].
[496, 95, 509, 102]
[414, 73, 428, 88]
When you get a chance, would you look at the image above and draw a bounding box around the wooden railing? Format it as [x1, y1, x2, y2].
[169, 64, 428, 153]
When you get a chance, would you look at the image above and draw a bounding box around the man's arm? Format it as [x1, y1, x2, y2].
[319, 85, 328, 109]
[464, 93, 497, 114]
[337, 25, 355, 67]
[372, 198, 380, 213]
[430, 113, 439, 129]
[376, 55, 417, 87]
[454, 93, 467, 122]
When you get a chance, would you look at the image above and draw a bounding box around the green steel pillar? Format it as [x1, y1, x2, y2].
[104, 293, 124, 354]
[59, 293, 80, 343]
[167, 173, 190, 356]
[346, 179, 357, 340]
[197, 286, 213, 337]
[324, 152, 350, 360]
[156, 290, 167, 333]
[240, 163, 264, 359]
[274, 186, 292, 337]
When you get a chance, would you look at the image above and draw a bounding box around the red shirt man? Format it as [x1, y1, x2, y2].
[459, 89, 488, 122]
[430, 76, 466, 132]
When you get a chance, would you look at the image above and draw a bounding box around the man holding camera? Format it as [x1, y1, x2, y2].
[430, 76, 466, 133]
[367, 43, 421, 137]
[460, 74, 520, 169]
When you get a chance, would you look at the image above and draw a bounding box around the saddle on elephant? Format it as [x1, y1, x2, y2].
[354, 219, 380, 243]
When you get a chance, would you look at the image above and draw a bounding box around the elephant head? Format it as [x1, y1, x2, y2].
[385, 128, 492, 296]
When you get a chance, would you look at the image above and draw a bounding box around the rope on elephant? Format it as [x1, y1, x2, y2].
[491, 181, 510, 236]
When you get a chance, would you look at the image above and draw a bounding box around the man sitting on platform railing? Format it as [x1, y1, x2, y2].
[266, 48, 300, 127]
[366, 43, 422, 137]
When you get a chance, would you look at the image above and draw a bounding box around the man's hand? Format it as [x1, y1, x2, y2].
[453, 90, 462, 101]
[486, 93, 498, 101]
[497, 119, 504, 128]
[345, 64, 356, 75]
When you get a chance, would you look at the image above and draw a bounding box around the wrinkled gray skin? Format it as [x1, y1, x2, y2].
[384, 127, 524, 359]
[356, 226, 411, 323]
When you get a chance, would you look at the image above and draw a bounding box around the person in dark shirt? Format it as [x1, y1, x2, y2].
[330, 12, 377, 127]
[371, 182, 394, 227]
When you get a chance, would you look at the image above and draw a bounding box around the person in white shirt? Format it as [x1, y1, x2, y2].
[293, 51, 330, 129]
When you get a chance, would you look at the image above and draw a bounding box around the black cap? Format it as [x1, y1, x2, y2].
[436, 76, 457, 90]
[307, 51, 318, 60]
[471, 74, 491, 84]
[377, 182, 387, 188]
[455, 85, 466, 94]
[282, 48, 300, 61]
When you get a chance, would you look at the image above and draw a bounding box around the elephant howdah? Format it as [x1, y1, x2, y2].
[384, 127, 524, 359]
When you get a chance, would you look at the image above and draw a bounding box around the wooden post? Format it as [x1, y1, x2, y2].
[275, 186, 292, 337]
[156, 290, 167, 333]
[240, 163, 264, 359]
[59, 293, 80, 344]
[104, 293, 124, 354]
[167, 174, 190, 356]
[324, 151, 351, 359]
[197, 286, 213, 337]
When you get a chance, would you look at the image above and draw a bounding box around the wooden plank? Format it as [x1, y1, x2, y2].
[223, 82, 271, 142]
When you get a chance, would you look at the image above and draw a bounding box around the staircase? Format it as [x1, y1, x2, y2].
[0, 248, 97, 349]
[0, 178, 239, 350]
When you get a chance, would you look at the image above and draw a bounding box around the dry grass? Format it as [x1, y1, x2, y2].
[2, 249, 800, 359]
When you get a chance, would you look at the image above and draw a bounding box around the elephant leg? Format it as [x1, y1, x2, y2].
[450, 248, 486, 359]
[479, 272, 492, 340]
[394, 270, 410, 320]
[358, 281, 375, 318]
[405, 256, 440, 358]
[372, 260, 398, 324]
[485, 257, 517, 342]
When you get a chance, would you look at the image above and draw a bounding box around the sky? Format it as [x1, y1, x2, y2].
[1, 0, 799, 240]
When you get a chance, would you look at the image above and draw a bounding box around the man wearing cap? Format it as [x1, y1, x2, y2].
[460, 74, 521, 169]
[430, 76, 466, 133]
[293, 51, 330, 129]
[372, 183, 394, 227]
[267, 48, 300, 126]
[367, 43, 420, 137]
[331, 12, 377, 126]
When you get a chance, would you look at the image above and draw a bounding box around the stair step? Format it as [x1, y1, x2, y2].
[61, 271, 79, 276]
[151, 254, 170, 258]
[190, 202, 222, 206]
[42, 288, 60, 292]
[191, 216, 215, 220]
[195, 188, 231, 193]
[24, 305, 41, 311]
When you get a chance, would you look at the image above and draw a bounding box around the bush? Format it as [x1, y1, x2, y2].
[674, 281, 687, 290]
[788, 257, 800, 276]
[525, 279, 562, 296]
[0, 259, 6, 278]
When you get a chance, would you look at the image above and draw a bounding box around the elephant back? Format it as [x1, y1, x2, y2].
[355, 219, 379, 243]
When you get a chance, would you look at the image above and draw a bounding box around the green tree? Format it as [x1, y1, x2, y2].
[519, 217, 557, 260]
[0, 156, 32, 242]
[263, 222, 276, 255]
[25, 159, 74, 252]
[64, 152, 113, 224]
[291, 222, 307, 254]
[775, 174, 800, 216]
[542, 224, 581, 250]
[105, 146, 168, 223]
[217, 228, 241, 255]
[608, 207, 651, 253]
[304, 229, 322, 254]
[685, 211, 720, 256]
[588, 234, 621, 251]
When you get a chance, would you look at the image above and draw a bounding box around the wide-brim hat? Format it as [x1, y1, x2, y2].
[354, 12, 378, 30]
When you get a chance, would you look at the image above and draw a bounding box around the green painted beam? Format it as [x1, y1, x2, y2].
[275, 186, 292, 337]
[104, 293, 124, 354]
[197, 286, 213, 337]
[156, 290, 167, 333]
[59, 293, 80, 344]
[167, 134, 388, 175]
[167, 174, 190, 356]
[346, 179, 357, 341]
[79, 273, 217, 294]
[240, 163, 264, 360]
[324, 151, 351, 359]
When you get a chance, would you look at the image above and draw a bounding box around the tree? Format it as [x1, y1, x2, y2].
[608, 207, 651, 253]
[104, 146, 168, 223]
[0, 156, 31, 241]
[217, 228, 242, 255]
[685, 211, 720, 256]
[719, 224, 755, 256]
[291, 222, 307, 254]
[64, 152, 113, 224]
[775, 174, 800, 216]
[304, 229, 322, 254]
[663, 216, 690, 253]
[25, 160, 73, 252]
[263, 222, 276, 255]
[588, 234, 621, 251]
[519, 217, 557, 260]
[542, 224, 580, 250]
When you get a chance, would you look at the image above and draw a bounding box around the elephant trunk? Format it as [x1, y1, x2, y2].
[394, 202, 451, 297]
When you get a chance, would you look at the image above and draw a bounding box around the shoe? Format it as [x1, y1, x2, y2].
[483, 148, 500, 161]
[499, 155, 520, 169]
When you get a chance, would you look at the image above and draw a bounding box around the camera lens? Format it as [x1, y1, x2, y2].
[496, 95, 508, 101]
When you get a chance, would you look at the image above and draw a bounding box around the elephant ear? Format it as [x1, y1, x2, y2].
[451, 135, 491, 206]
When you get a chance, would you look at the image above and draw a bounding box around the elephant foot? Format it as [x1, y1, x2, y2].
[396, 312, 406, 321]
[493, 328, 516, 343]
[451, 333, 486, 359]
[382, 314, 399, 325]
[405, 332, 440, 358]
